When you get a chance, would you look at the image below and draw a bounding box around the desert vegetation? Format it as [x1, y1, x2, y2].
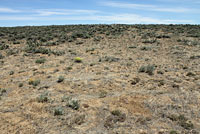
[0, 24, 200, 134]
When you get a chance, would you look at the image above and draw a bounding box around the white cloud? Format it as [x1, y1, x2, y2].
[58, 14, 194, 24]
[0, 8, 20, 13]
[102, 2, 154, 9]
[101, 1, 191, 13]
[35, 9, 100, 16]
[0, 13, 194, 24]
[0, 16, 35, 20]
[157, 0, 200, 3]
[84, 14, 164, 24]
[163, 19, 194, 23]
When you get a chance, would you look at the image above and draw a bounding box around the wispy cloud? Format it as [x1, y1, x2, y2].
[101, 1, 191, 13]
[0, 13, 194, 24]
[0, 6, 196, 25]
[35, 9, 100, 16]
[0, 8, 21, 13]
[157, 0, 200, 4]
[0, 16, 35, 20]
[58, 14, 194, 24]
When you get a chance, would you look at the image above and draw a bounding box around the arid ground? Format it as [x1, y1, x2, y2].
[0, 24, 200, 134]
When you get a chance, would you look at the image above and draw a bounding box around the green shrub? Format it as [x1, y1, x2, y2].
[25, 40, 51, 54]
[168, 114, 194, 130]
[74, 57, 83, 63]
[57, 76, 64, 83]
[6, 49, 18, 56]
[35, 58, 46, 64]
[37, 92, 49, 103]
[179, 120, 194, 130]
[138, 64, 155, 75]
[170, 130, 178, 134]
[138, 66, 146, 73]
[111, 110, 122, 116]
[54, 107, 63, 116]
[18, 83, 23, 87]
[13, 41, 20, 44]
[29, 79, 40, 86]
[99, 91, 107, 98]
[35, 47, 51, 54]
[146, 64, 155, 75]
[66, 66, 72, 71]
[86, 48, 95, 52]
[0, 44, 9, 50]
[0, 88, 6, 96]
[104, 110, 126, 128]
[140, 46, 152, 51]
[142, 38, 156, 44]
[9, 71, 14, 75]
[67, 99, 80, 110]
[52, 50, 65, 56]
[0, 53, 4, 59]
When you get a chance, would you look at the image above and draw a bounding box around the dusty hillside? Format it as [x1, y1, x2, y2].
[0, 24, 200, 134]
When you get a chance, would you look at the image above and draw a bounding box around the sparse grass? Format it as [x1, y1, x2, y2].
[0, 24, 200, 133]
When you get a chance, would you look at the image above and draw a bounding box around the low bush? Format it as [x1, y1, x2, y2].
[138, 64, 155, 75]
[35, 58, 46, 64]
[29, 79, 40, 86]
[74, 57, 83, 63]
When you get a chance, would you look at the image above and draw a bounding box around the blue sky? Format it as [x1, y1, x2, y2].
[0, 0, 199, 26]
